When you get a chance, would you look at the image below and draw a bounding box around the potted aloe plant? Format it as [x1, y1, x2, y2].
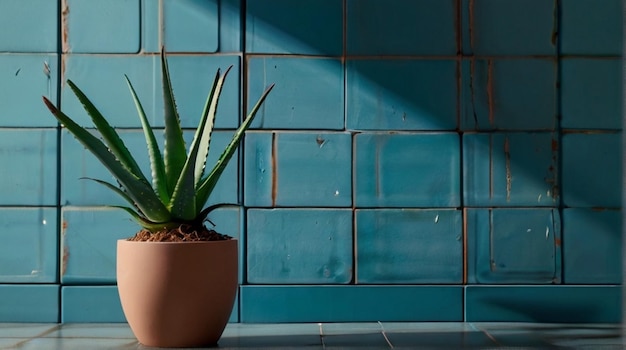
[42, 50, 273, 348]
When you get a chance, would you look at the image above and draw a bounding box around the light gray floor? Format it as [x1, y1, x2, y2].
[0, 322, 622, 349]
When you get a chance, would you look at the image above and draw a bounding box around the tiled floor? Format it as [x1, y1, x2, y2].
[0, 322, 622, 349]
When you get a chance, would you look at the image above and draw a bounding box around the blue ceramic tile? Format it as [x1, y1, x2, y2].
[461, 0, 557, 55]
[246, 209, 352, 284]
[561, 58, 622, 130]
[246, 0, 342, 55]
[461, 59, 557, 131]
[247, 57, 344, 130]
[219, 0, 243, 53]
[142, 0, 160, 53]
[465, 286, 621, 323]
[563, 208, 622, 284]
[61, 286, 126, 323]
[65, 0, 141, 53]
[240, 286, 463, 322]
[244, 132, 352, 207]
[166, 55, 240, 129]
[0, 208, 57, 283]
[562, 133, 622, 208]
[0, 129, 57, 205]
[560, 0, 623, 55]
[0, 54, 58, 127]
[356, 209, 463, 284]
[346, 0, 456, 55]
[243, 132, 273, 207]
[466, 208, 561, 284]
[354, 133, 460, 208]
[63, 55, 239, 128]
[463, 133, 559, 206]
[0, 285, 59, 322]
[62, 130, 239, 207]
[61, 207, 137, 284]
[0, 0, 57, 52]
[347, 60, 457, 131]
[163, 0, 218, 53]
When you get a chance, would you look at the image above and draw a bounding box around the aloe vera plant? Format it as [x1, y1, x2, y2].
[42, 51, 273, 240]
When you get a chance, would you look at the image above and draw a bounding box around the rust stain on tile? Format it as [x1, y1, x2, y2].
[61, 220, 69, 276]
[487, 59, 495, 127]
[551, 0, 558, 46]
[61, 0, 70, 53]
[62, 246, 69, 276]
[504, 136, 512, 202]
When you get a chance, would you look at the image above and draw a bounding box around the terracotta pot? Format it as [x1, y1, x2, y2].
[116, 239, 238, 348]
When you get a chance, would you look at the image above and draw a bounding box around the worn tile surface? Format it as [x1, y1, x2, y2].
[0, 129, 57, 205]
[346, 0, 456, 56]
[0, 208, 57, 283]
[354, 133, 460, 208]
[65, 0, 141, 53]
[561, 58, 622, 130]
[463, 132, 559, 206]
[347, 60, 457, 131]
[246, 209, 352, 284]
[246, 0, 342, 55]
[466, 208, 561, 284]
[356, 209, 463, 283]
[247, 57, 344, 130]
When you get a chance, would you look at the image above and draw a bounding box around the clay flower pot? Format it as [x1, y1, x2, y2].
[116, 239, 238, 348]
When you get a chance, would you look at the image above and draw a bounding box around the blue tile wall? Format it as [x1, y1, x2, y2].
[561, 58, 622, 130]
[0, 1, 622, 323]
[0, 0, 58, 52]
[0, 54, 58, 127]
[356, 209, 463, 283]
[465, 286, 621, 323]
[0, 129, 57, 206]
[463, 133, 559, 206]
[461, 0, 557, 56]
[246, 209, 352, 284]
[65, 0, 141, 53]
[466, 209, 561, 284]
[561, 133, 622, 208]
[244, 132, 352, 207]
[563, 208, 622, 284]
[0, 208, 57, 283]
[347, 59, 457, 131]
[354, 132, 460, 207]
[346, 0, 457, 56]
[0, 285, 59, 322]
[247, 57, 344, 130]
[560, 0, 623, 56]
[461, 59, 557, 131]
[241, 286, 464, 322]
[246, 0, 342, 55]
[163, 0, 219, 53]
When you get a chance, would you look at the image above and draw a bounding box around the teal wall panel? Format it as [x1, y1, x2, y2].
[0, 0, 621, 323]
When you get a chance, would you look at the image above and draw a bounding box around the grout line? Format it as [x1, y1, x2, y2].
[318, 323, 326, 349]
[378, 321, 394, 349]
[9, 324, 62, 348]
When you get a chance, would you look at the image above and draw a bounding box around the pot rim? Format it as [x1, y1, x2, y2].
[117, 238, 238, 245]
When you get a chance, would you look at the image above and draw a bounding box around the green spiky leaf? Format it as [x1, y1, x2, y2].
[43, 97, 171, 223]
[125, 75, 169, 204]
[161, 49, 187, 195]
[196, 83, 275, 210]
